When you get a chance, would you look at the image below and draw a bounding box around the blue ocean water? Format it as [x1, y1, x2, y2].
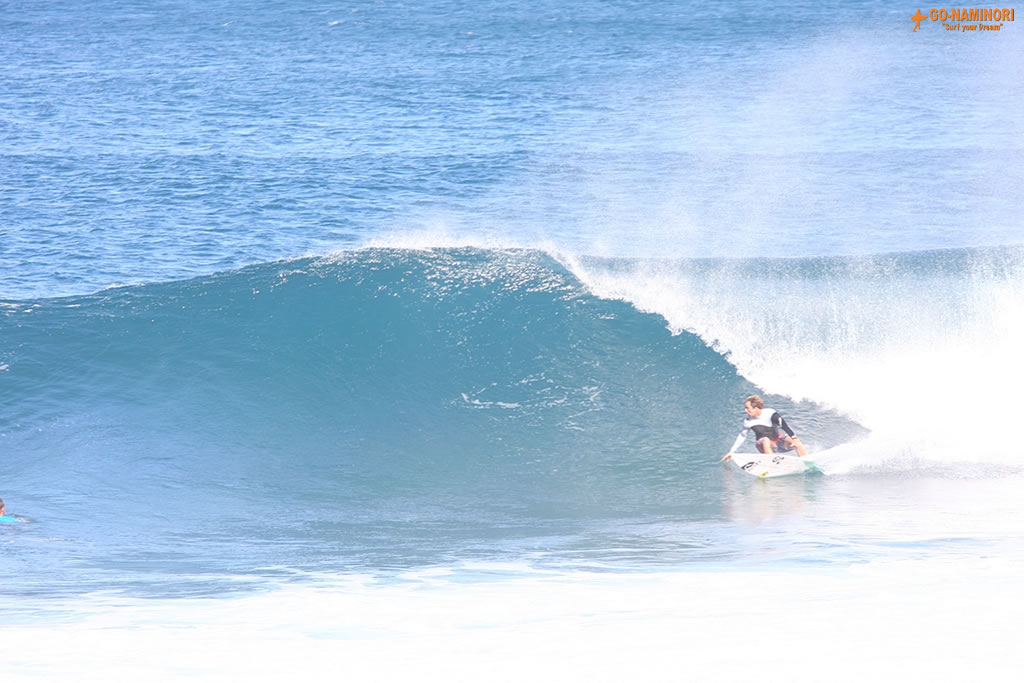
[4, 0, 1022, 301]
[2, 2, 1024, 673]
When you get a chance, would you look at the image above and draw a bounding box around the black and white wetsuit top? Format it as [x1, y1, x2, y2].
[729, 409, 795, 454]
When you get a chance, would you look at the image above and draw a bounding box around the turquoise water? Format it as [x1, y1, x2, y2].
[2, 3, 1024, 674]
[5, 242, 1022, 599]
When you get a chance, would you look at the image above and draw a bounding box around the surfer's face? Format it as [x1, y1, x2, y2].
[744, 402, 761, 418]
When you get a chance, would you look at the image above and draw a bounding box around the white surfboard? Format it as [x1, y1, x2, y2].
[728, 452, 820, 479]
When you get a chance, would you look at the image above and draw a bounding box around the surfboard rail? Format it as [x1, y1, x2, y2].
[728, 452, 820, 479]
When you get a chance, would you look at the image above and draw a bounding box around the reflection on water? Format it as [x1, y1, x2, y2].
[719, 465, 1024, 566]
[722, 465, 819, 525]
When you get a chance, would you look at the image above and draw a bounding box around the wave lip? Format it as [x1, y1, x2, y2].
[560, 245, 1024, 464]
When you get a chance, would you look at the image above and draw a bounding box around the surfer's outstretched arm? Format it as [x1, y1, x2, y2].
[722, 430, 747, 461]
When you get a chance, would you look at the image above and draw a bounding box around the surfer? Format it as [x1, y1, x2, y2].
[0, 498, 24, 523]
[721, 395, 806, 461]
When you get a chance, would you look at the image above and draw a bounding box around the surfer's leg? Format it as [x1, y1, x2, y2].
[782, 436, 807, 457]
[756, 437, 774, 454]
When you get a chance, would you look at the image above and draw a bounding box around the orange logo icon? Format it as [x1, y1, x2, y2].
[911, 8, 927, 30]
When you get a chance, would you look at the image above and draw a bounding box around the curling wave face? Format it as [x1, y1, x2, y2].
[3, 244, 1020, 594]
[2, 246, 869, 592]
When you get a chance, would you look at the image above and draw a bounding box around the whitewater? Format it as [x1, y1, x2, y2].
[3, 1, 1024, 681]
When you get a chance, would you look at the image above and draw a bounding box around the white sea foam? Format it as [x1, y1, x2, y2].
[3, 558, 1022, 682]
[559, 250, 1024, 469]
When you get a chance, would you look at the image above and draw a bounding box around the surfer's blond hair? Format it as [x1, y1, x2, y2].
[745, 395, 764, 409]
